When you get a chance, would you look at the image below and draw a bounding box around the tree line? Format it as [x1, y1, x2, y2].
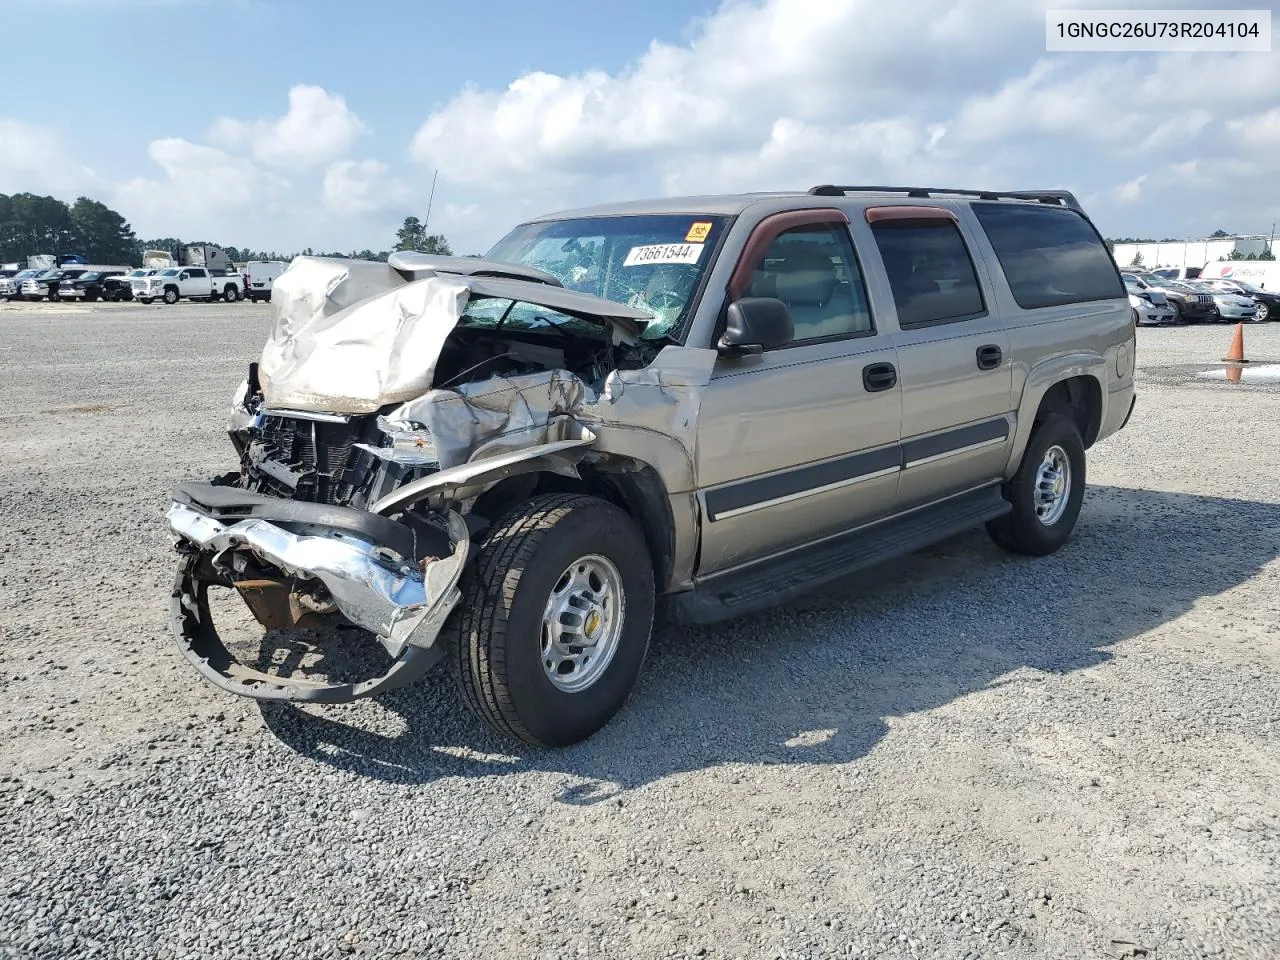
[0, 192, 453, 267]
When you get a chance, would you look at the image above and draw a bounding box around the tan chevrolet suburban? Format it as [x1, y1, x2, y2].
[167, 184, 1136, 746]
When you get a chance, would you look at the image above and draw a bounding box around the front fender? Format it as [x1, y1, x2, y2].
[1004, 352, 1107, 476]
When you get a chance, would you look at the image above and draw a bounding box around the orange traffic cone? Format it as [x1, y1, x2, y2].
[1223, 322, 1249, 363]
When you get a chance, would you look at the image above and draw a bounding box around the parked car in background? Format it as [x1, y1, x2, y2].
[1124, 271, 1216, 323]
[57, 269, 127, 301]
[243, 260, 287, 302]
[133, 266, 243, 304]
[21, 268, 87, 301]
[104, 269, 157, 301]
[1199, 277, 1279, 322]
[1124, 277, 1175, 325]
[0, 268, 41, 300]
[1185, 281, 1258, 322]
[1151, 266, 1203, 282]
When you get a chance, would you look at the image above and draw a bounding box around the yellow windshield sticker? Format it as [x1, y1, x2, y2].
[685, 221, 712, 243]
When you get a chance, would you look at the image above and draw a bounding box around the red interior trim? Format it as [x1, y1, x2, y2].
[728, 207, 849, 301]
[864, 204, 957, 224]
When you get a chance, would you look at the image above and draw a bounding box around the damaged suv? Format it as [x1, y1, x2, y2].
[167, 185, 1136, 746]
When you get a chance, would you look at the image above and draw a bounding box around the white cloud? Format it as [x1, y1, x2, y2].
[407, 0, 1280, 253]
[210, 84, 367, 170]
[1226, 107, 1280, 148]
[114, 138, 292, 240]
[1116, 175, 1146, 204]
[0, 118, 99, 196]
[322, 159, 411, 215]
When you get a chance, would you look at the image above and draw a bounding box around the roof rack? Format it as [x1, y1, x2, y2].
[807, 184, 1082, 213]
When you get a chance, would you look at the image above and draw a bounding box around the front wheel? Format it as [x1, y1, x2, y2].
[445, 493, 655, 747]
[162, 288, 179, 305]
[1256, 303, 1269, 322]
[987, 414, 1086, 557]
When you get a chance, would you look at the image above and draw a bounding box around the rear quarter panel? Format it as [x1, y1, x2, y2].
[954, 205, 1135, 475]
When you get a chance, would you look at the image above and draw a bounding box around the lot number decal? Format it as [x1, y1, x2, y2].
[623, 243, 704, 267]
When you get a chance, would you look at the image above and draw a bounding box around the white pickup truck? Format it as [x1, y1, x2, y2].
[133, 266, 243, 305]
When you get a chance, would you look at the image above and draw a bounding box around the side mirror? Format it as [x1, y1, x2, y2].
[717, 297, 794, 357]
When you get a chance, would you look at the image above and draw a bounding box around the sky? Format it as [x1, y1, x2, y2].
[0, 0, 1277, 256]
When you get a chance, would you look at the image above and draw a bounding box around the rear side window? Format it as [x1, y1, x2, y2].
[870, 220, 986, 328]
[971, 203, 1124, 309]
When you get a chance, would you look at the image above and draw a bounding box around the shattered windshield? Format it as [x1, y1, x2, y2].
[485, 214, 729, 339]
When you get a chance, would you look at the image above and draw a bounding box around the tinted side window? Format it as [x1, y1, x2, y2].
[971, 202, 1124, 309]
[870, 220, 986, 328]
[746, 225, 873, 342]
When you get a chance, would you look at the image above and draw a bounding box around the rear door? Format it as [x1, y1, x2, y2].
[860, 205, 1014, 510]
[694, 209, 903, 575]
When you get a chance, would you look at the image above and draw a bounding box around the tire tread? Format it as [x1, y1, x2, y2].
[445, 493, 611, 746]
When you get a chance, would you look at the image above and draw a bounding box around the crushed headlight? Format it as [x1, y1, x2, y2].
[361, 416, 439, 466]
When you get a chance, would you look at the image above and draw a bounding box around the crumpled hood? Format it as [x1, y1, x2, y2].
[258, 256, 653, 415]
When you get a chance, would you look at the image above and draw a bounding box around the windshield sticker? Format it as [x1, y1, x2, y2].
[685, 221, 712, 243]
[623, 243, 704, 267]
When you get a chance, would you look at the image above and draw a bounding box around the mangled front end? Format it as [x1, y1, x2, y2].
[166, 255, 653, 701]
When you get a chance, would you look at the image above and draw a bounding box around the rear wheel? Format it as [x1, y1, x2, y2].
[445, 493, 655, 747]
[987, 414, 1086, 557]
[223, 285, 240, 302]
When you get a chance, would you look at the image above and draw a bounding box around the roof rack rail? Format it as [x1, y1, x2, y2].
[807, 184, 1082, 213]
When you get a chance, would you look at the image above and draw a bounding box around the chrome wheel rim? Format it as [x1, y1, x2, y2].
[540, 554, 625, 693]
[1034, 445, 1071, 526]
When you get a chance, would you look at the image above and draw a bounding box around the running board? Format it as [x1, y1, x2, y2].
[669, 486, 1011, 625]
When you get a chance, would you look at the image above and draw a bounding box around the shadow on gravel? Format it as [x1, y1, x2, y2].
[259, 485, 1280, 798]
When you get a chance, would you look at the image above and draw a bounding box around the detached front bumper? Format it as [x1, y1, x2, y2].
[167, 481, 469, 702]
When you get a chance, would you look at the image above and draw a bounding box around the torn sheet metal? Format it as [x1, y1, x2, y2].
[384, 370, 592, 469]
[379, 346, 717, 493]
[578, 346, 718, 492]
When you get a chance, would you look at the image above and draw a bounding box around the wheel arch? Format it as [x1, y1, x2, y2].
[470, 454, 682, 594]
[1006, 354, 1107, 475]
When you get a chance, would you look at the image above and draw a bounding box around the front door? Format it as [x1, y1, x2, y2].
[694, 210, 903, 575]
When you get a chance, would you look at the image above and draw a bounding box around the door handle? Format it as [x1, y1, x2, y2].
[976, 344, 1002, 370]
[862, 362, 897, 392]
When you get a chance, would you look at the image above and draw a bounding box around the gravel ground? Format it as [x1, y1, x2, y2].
[2, 300, 1278, 960]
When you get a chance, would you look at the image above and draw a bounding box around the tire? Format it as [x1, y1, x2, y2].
[162, 288, 179, 305]
[1256, 303, 1269, 322]
[48, 292, 59, 302]
[139, 298, 154, 305]
[1130, 307, 1139, 327]
[86, 290, 98, 302]
[986, 414, 1086, 557]
[445, 493, 655, 747]
[223, 285, 240, 303]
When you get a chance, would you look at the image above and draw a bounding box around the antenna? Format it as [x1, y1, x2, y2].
[424, 169, 438, 230]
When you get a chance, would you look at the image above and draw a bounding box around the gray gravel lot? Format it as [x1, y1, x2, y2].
[2, 300, 1279, 960]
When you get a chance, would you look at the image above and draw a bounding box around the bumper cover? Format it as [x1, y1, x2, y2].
[167, 483, 469, 702]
